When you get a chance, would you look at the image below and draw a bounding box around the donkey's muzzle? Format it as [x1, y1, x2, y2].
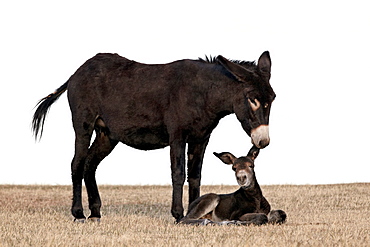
[251, 125, 270, 149]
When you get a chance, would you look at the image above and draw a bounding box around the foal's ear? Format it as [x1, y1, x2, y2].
[247, 146, 260, 161]
[213, 152, 237, 165]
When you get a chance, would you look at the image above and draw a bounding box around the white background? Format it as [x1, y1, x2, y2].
[1, 0, 369, 185]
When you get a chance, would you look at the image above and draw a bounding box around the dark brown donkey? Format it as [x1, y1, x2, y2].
[179, 146, 286, 225]
[32, 52, 276, 222]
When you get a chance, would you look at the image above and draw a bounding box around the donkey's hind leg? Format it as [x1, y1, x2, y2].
[71, 135, 93, 222]
[84, 125, 118, 221]
[179, 193, 220, 225]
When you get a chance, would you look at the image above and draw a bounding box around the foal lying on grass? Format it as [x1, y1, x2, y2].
[179, 146, 286, 226]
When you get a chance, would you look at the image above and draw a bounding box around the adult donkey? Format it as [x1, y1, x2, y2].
[32, 51, 275, 222]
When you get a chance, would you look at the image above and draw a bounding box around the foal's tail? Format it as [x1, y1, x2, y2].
[32, 81, 69, 140]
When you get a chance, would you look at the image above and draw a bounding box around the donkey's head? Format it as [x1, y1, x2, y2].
[213, 146, 260, 189]
[217, 52, 276, 149]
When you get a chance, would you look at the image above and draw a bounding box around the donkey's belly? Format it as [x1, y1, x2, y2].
[119, 127, 170, 150]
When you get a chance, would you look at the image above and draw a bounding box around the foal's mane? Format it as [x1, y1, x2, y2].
[198, 55, 256, 67]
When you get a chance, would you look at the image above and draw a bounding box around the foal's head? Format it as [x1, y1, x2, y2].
[213, 146, 259, 189]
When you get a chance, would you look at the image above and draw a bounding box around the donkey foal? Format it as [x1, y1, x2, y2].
[179, 146, 286, 226]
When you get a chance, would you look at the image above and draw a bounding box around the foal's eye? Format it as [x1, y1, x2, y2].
[232, 166, 236, 171]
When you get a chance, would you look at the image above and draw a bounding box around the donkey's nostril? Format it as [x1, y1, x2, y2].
[251, 125, 270, 149]
[258, 139, 270, 149]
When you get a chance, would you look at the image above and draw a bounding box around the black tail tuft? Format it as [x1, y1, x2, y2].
[32, 82, 68, 140]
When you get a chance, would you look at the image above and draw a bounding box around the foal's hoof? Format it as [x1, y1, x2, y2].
[88, 217, 101, 223]
[228, 220, 244, 226]
[74, 218, 86, 223]
[201, 219, 213, 225]
[239, 213, 268, 225]
[268, 210, 287, 224]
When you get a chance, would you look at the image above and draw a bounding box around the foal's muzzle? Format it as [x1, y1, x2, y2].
[236, 170, 250, 187]
[251, 125, 270, 148]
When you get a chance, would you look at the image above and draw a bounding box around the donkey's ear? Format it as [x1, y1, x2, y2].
[247, 146, 260, 161]
[213, 152, 236, 165]
[217, 55, 255, 82]
[257, 51, 271, 74]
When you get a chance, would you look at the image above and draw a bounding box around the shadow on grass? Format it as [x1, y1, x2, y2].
[102, 203, 172, 220]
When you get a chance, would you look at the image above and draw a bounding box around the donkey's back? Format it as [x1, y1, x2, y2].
[67, 53, 221, 150]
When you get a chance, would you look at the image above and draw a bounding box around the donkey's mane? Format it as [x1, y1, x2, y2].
[198, 55, 256, 67]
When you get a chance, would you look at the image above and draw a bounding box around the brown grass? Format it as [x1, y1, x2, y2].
[1, 184, 369, 246]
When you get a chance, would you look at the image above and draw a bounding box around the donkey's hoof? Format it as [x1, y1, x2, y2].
[74, 218, 86, 223]
[88, 217, 101, 223]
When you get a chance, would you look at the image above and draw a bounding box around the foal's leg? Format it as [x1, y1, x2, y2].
[187, 139, 209, 205]
[84, 130, 118, 221]
[238, 213, 269, 225]
[267, 210, 287, 224]
[179, 193, 220, 225]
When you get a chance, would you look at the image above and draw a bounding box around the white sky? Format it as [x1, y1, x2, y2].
[1, 0, 369, 185]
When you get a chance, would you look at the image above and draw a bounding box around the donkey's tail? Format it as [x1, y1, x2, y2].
[32, 81, 69, 140]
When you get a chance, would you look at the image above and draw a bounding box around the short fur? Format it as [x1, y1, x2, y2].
[179, 146, 286, 225]
[32, 52, 276, 222]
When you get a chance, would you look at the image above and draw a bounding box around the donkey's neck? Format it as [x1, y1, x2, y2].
[205, 78, 245, 117]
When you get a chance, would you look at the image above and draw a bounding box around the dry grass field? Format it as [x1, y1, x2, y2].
[0, 183, 369, 246]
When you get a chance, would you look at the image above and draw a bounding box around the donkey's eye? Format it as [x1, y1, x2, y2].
[232, 166, 236, 171]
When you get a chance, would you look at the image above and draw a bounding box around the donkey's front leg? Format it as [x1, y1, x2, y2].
[170, 139, 186, 222]
[187, 139, 209, 205]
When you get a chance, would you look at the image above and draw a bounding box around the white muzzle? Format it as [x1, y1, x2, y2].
[251, 125, 270, 148]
